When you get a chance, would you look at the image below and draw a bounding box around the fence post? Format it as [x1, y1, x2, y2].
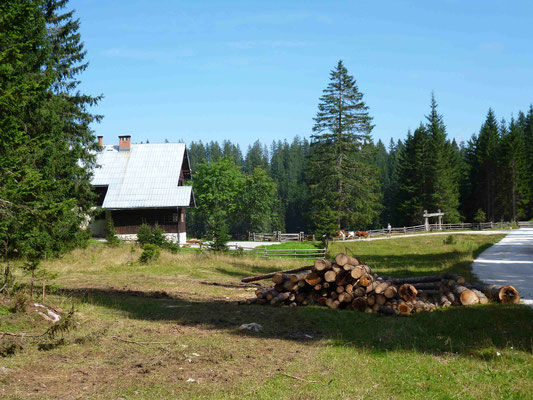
[264, 246, 268, 259]
[294, 248, 296, 259]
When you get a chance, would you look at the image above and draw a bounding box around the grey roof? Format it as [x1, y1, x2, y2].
[92, 143, 195, 209]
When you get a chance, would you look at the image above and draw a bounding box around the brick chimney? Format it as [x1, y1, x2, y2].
[97, 135, 103, 148]
[118, 135, 131, 151]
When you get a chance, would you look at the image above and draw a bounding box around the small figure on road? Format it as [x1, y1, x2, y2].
[386, 223, 392, 237]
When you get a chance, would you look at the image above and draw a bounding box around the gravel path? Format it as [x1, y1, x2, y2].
[472, 228, 533, 306]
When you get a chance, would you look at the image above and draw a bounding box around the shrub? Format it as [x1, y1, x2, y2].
[137, 223, 180, 253]
[473, 209, 486, 223]
[151, 224, 167, 247]
[209, 223, 230, 252]
[136, 224, 152, 246]
[139, 244, 161, 263]
[12, 290, 28, 313]
[444, 235, 456, 245]
[105, 218, 119, 246]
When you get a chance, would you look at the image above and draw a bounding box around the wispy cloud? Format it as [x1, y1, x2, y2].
[479, 41, 504, 53]
[224, 40, 322, 50]
[100, 48, 193, 61]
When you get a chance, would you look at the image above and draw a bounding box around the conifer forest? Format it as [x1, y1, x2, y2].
[188, 62, 533, 238]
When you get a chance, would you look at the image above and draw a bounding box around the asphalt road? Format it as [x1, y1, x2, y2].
[472, 228, 533, 306]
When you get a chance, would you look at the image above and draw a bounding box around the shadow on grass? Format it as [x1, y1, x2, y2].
[56, 287, 533, 359]
[214, 259, 309, 279]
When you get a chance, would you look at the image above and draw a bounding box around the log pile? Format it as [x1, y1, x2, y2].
[240, 253, 520, 315]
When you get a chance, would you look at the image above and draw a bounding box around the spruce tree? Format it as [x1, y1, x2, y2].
[373, 140, 390, 226]
[395, 126, 430, 225]
[306, 60, 381, 235]
[522, 106, 533, 218]
[425, 95, 461, 222]
[245, 140, 269, 173]
[500, 117, 530, 220]
[475, 109, 500, 221]
[1, 0, 100, 286]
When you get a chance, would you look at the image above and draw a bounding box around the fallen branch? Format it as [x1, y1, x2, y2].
[0, 331, 44, 339]
[111, 336, 173, 345]
[241, 266, 313, 283]
[280, 372, 318, 383]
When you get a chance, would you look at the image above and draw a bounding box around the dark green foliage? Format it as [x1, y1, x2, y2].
[474, 209, 486, 223]
[307, 60, 381, 233]
[444, 235, 456, 245]
[396, 96, 461, 225]
[396, 126, 429, 225]
[105, 217, 119, 246]
[150, 224, 167, 247]
[136, 223, 179, 253]
[245, 140, 269, 173]
[136, 224, 152, 246]
[0, 0, 101, 276]
[209, 218, 230, 252]
[473, 109, 500, 221]
[192, 157, 243, 245]
[240, 168, 278, 233]
[499, 117, 530, 221]
[139, 244, 161, 263]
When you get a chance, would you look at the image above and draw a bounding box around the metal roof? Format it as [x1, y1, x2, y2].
[91, 143, 195, 209]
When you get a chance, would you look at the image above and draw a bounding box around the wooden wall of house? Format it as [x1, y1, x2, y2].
[111, 208, 186, 234]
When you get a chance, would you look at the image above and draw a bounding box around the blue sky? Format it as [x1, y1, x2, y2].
[73, 0, 533, 150]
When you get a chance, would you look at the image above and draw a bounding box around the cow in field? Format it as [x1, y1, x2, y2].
[335, 230, 356, 240]
[356, 231, 369, 238]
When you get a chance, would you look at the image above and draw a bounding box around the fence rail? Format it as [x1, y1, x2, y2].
[228, 244, 326, 259]
[250, 232, 313, 242]
[333, 221, 514, 240]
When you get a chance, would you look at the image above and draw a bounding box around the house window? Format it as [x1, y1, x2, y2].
[163, 214, 178, 224]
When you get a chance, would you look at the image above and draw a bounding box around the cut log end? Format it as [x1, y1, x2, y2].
[499, 285, 520, 304]
[398, 284, 418, 301]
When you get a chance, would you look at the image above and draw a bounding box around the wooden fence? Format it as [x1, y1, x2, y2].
[227, 244, 326, 259]
[253, 247, 326, 260]
[333, 221, 514, 240]
[250, 232, 313, 242]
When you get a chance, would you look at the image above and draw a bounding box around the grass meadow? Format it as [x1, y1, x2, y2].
[1, 233, 533, 399]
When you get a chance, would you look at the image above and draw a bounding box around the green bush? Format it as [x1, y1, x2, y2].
[136, 224, 153, 246]
[209, 222, 230, 252]
[139, 244, 161, 263]
[151, 224, 167, 247]
[474, 209, 486, 223]
[444, 235, 456, 245]
[105, 218, 119, 246]
[137, 223, 180, 253]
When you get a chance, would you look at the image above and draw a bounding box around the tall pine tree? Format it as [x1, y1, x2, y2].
[306, 60, 381, 235]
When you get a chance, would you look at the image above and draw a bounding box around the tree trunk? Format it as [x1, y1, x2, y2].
[242, 265, 313, 283]
[471, 283, 520, 304]
[305, 273, 322, 286]
[398, 284, 418, 301]
[314, 259, 332, 272]
[324, 270, 337, 283]
[335, 253, 360, 267]
[272, 273, 290, 284]
[384, 285, 398, 299]
[451, 283, 479, 305]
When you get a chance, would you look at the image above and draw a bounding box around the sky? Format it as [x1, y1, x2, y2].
[72, 0, 533, 151]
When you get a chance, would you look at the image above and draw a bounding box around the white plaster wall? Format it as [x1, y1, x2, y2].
[116, 232, 187, 244]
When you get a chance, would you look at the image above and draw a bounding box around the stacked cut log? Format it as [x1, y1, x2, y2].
[240, 253, 521, 315]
